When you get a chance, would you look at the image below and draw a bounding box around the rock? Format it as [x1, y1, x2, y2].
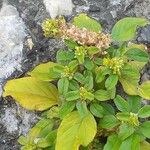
[0, 3, 26, 96]
[89, 4, 100, 12]
[43, 0, 74, 18]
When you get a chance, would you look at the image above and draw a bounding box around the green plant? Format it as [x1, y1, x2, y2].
[3, 14, 150, 150]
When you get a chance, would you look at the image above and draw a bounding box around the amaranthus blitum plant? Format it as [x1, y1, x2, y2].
[3, 14, 150, 150]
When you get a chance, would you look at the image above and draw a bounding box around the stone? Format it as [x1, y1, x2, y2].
[0, 3, 26, 96]
[43, 0, 74, 18]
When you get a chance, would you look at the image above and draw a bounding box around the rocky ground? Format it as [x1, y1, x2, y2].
[0, 0, 150, 149]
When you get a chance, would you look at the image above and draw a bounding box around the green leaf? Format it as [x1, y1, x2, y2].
[58, 78, 69, 95]
[105, 74, 118, 90]
[3, 77, 59, 111]
[127, 96, 141, 113]
[84, 91, 94, 101]
[99, 115, 119, 129]
[76, 101, 88, 118]
[64, 39, 78, 49]
[118, 123, 135, 141]
[37, 130, 57, 148]
[119, 64, 140, 95]
[18, 136, 27, 145]
[28, 62, 58, 81]
[87, 46, 101, 56]
[68, 60, 79, 72]
[59, 101, 75, 119]
[90, 103, 104, 118]
[140, 141, 150, 150]
[101, 103, 115, 115]
[138, 105, 150, 118]
[66, 90, 80, 101]
[104, 134, 121, 150]
[112, 17, 148, 41]
[84, 58, 95, 70]
[56, 50, 74, 64]
[140, 121, 150, 138]
[29, 119, 53, 139]
[138, 81, 150, 100]
[107, 87, 116, 99]
[56, 111, 97, 150]
[125, 48, 149, 62]
[73, 13, 102, 33]
[69, 80, 80, 91]
[96, 67, 111, 83]
[116, 112, 130, 122]
[94, 90, 111, 101]
[74, 72, 86, 84]
[84, 74, 94, 90]
[119, 134, 140, 150]
[114, 95, 129, 112]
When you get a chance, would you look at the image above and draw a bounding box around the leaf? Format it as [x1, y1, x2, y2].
[140, 141, 150, 150]
[96, 67, 111, 83]
[112, 17, 148, 41]
[138, 105, 150, 118]
[101, 103, 115, 115]
[37, 130, 57, 148]
[84, 58, 95, 70]
[59, 101, 75, 119]
[139, 121, 150, 138]
[104, 134, 121, 150]
[64, 39, 78, 49]
[105, 74, 118, 90]
[28, 119, 53, 139]
[56, 50, 75, 64]
[99, 115, 119, 129]
[84, 74, 94, 90]
[87, 46, 101, 56]
[119, 134, 140, 150]
[56, 111, 97, 150]
[138, 81, 150, 100]
[76, 101, 88, 118]
[114, 95, 129, 112]
[3, 77, 59, 111]
[118, 123, 135, 141]
[69, 80, 80, 91]
[116, 112, 130, 122]
[94, 90, 111, 101]
[119, 64, 140, 95]
[66, 90, 80, 101]
[74, 72, 86, 85]
[125, 48, 149, 62]
[127, 96, 141, 113]
[73, 13, 102, 32]
[90, 103, 104, 118]
[28, 62, 58, 81]
[58, 78, 69, 95]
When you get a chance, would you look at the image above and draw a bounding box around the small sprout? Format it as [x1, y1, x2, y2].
[79, 87, 87, 100]
[129, 112, 139, 126]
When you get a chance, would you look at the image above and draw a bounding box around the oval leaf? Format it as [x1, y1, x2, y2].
[112, 17, 148, 41]
[73, 13, 102, 32]
[3, 77, 59, 111]
[138, 105, 150, 118]
[138, 81, 150, 100]
[28, 62, 58, 81]
[56, 111, 97, 150]
[105, 74, 118, 90]
[125, 48, 149, 62]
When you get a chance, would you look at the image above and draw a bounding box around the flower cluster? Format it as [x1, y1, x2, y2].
[62, 24, 111, 49]
[103, 57, 124, 75]
[42, 18, 111, 49]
